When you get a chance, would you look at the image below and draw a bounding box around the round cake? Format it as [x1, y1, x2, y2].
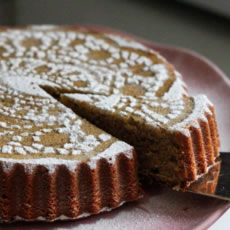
[0, 25, 220, 222]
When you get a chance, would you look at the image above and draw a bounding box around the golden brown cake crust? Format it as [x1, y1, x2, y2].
[0, 149, 140, 222]
[175, 105, 220, 189]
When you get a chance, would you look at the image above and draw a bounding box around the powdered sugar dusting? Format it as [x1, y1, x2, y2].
[88, 141, 133, 169]
[63, 93, 213, 131]
[170, 95, 212, 132]
[0, 83, 132, 165]
[0, 27, 185, 98]
[0, 141, 133, 173]
[163, 78, 188, 100]
[105, 34, 148, 51]
[0, 76, 55, 98]
[0, 26, 189, 163]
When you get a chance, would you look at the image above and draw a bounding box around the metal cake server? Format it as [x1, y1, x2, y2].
[187, 152, 230, 201]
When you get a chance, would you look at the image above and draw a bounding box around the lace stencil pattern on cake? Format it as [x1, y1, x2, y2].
[0, 26, 186, 98]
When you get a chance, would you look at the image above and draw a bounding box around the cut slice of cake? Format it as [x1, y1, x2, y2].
[61, 93, 220, 189]
[0, 85, 140, 222]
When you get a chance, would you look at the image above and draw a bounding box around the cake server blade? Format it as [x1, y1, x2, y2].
[187, 152, 230, 201]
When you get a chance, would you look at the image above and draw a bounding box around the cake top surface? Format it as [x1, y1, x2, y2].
[0, 84, 132, 162]
[62, 93, 213, 136]
[0, 25, 186, 99]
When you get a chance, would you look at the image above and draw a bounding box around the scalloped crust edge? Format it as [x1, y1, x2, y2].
[0, 147, 141, 222]
[175, 104, 220, 190]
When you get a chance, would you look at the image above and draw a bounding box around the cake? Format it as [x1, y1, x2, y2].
[0, 84, 140, 222]
[61, 94, 219, 188]
[0, 25, 220, 222]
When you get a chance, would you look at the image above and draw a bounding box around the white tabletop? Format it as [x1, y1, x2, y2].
[209, 208, 230, 230]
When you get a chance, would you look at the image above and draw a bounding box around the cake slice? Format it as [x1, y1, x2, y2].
[0, 85, 140, 222]
[61, 93, 220, 189]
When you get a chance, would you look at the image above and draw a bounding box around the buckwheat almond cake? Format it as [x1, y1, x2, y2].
[0, 25, 219, 222]
[61, 94, 219, 188]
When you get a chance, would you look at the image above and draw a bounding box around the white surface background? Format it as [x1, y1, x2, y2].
[209, 209, 230, 230]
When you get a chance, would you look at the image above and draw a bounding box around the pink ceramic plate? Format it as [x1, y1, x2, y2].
[1, 26, 230, 230]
